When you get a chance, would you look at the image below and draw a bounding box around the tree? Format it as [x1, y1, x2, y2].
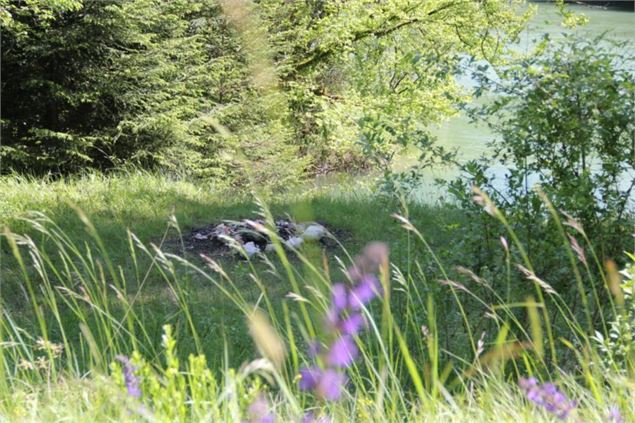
[2, 0, 530, 186]
[259, 0, 530, 174]
[1, 0, 246, 176]
[1, 0, 130, 173]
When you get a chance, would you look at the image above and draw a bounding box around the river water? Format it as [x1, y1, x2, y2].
[397, 3, 635, 203]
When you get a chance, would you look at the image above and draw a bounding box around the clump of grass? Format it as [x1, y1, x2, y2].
[0, 189, 633, 421]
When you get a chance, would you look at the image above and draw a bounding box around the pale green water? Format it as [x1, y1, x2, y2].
[402, 3, 635, 203]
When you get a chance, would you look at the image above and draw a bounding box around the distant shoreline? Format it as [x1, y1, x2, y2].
[530, 0, 634, 12]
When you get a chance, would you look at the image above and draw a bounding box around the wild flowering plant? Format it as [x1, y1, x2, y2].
[240, 243, 387, 423]
[298, 243, 387, 413]
[519, 377, 576, 421]
[115, 355, 142, 399]
[244, 394, 275, 423]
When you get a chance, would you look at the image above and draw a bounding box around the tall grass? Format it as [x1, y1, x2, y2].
[0, 192, 633, 422]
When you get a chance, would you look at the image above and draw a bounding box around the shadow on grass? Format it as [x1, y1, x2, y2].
[0, 173, 466, 369]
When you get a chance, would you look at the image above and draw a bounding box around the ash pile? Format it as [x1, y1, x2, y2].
[183, 218, 329, 258]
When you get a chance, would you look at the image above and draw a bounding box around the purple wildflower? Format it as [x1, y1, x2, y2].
[331, 283, 348, 311]
[327, 336, 358, 368]
[519, 377, 576, 420]
[301, 411, 331, 423]
[299, 366, 321, 391]
[297, 243, 388, 409]
[348, 242, 388, 281]
[338, 313, 365, 335]
[247, 394, 275, 423]
[325, 307, 340, 329]
[115, 355, 141, 399]
[520, 377, 539, 387]
[346, 265, 363, 282]
[306, 340, 321, 359]
[315, 369, 346, 401]
[362, 242, 389, 269]
[349, 275, 381, 310]
[608, 405, 623, 423]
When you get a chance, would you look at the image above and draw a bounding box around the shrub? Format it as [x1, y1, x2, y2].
[459, 34, 635, 258]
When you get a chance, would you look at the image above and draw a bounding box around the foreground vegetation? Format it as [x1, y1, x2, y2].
[1, 172, 633, 421]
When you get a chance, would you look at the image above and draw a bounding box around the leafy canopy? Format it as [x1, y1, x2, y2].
[2, 0, 529, 186]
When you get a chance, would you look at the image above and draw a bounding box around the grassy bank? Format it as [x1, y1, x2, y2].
[0, 172, 465, 368]
[0, 172, 633, 422]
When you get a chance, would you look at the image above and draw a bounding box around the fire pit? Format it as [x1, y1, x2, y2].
[176, 218, 333, 258]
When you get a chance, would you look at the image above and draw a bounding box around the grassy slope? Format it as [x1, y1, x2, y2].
[0, 172, 458, 256]
[1, 172, 632, 422]
[0, 172, 463, 366]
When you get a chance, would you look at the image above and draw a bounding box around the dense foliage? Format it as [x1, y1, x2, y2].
[477, 35, 634, 229]
[448, 35, 635, 280]
[1, 0, 528, 186]
[1, 0, 250, 177]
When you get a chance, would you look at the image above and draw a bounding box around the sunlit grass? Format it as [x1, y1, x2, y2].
[0, 172, 633, 422]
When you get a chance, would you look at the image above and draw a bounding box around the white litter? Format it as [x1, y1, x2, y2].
[214, 223, 230, 236]
[285, 236, 304, 249]
[243, 241, 260, 257]
[194, 232, 208, 240]
[301, 224, 326, 241]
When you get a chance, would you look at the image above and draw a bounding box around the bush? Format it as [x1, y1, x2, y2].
[450, 34, 635, 273]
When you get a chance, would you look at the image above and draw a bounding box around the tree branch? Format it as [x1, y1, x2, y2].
[289, 1, 458, 74]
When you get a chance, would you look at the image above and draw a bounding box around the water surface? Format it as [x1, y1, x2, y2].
[403, 3, 635, 203]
